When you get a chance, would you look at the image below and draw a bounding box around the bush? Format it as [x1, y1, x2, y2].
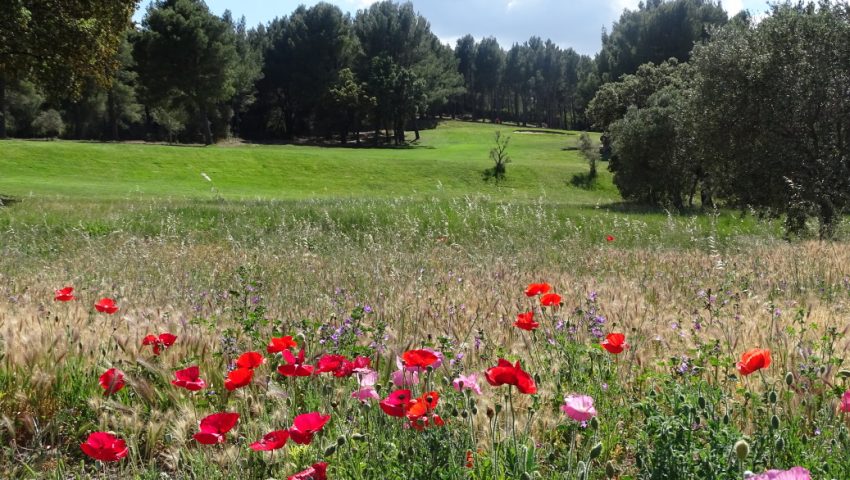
[31, 109, 64, 139]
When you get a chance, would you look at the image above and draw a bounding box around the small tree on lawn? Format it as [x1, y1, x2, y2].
[485, 130, 511, 182]
[578, 132, 598, 180]
[32, 109, 64, 140]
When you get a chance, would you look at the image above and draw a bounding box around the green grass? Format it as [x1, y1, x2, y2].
[0, 121, 616, 203]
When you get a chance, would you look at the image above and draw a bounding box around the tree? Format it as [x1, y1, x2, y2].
[598, 0, 727, 82]
[484, 131, 511, 182]
[473, 37, 504, 120]
[327, 68, 375, 144]
[134, 0, 239, 144]
[577, 132, 598, 180]
[0, 0, 137, 138]
[690, 2, 850, 237]
[31, 109, 63, 139]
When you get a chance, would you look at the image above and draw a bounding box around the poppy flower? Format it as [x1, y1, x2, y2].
[749, 467, 811, 480]
[224, 367, 254, 391]
[406, 391, 439, 421]
[410, 413, 445, 431]
[379, 389, 413, 417]
[514, 311, 539, 331]
[465, 450, 474, 468]
[55, 286, 75, 302]
[277, 348, 315, 377]
[736, 348, 771, 376]
[540, 293, 562, 307]
[99, 368, 126, 396]
[171, 366, 206, 391]
[288, 412, 331, 445]
[235, 351, 265, 369]
[601, 333, 627, 354]
[452, 373, 482, 395]
[352, 386, 380, 402]
[267, 335, 298, 354]
[94, 298, 119, 314]
[193, 412, 240, 445]
[606, 235, 615, 242]
[525, 283, 551, 297]
[391, 368, 420, 386]
[142, 333, 177, 355]
[485, 359, 537, 394]
[401, 349, 439, 370]
[80, 432, 128, 462]
[288, 462, 328, 480]
[840, 391, 850, 413]
[250, 430, 289, 451]
[561, 394, 597, 422]
[317, 354, 349, 375]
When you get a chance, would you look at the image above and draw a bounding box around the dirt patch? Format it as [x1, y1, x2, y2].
[513, 129, 573, 135]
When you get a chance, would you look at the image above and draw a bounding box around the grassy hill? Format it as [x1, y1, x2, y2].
[0, 121, 616, 204]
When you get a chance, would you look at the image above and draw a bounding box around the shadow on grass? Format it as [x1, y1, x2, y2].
[582, 201, 708, 216]
[569, 173, 598, 190]
[0, 195, 19, 208]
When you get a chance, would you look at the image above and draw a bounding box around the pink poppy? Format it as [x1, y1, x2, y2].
[452, 373, 482, 395]
[561, 394, 597, 422]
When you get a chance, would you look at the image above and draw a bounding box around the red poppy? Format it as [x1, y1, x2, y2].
[401, 349, 439, 369]
[540, 293, 562, 307]
[317, 354, 349, 375]
[601, 333, 627, 354]
[250, 430, 289, 451]
[55, 286, 75, 302]
[193, 412, 240, 445]
[94, 298, 119, 314]
[410, 413, 445, 431]
[485, 359, 537, 394]
[525, 283, 551, 297]
[379, 389, 413, 417]
[465, 450, 474, 469]
[224, 367, 254, 391]
[736, 348, 771, 376]
[171, 366, 206, 391]
[267, 335, 298, 354]
[235, 351, 265, 369]
[142, 333, 177, 355]
[278, 348, 315, 377]
[606, 235, 615, 242]
[406, 391, 440, 420]
[99, 368, 126, 396]
[80, 432, 128, 462]
[514, 311, 539, 331]
[288, 412, 331, 445]
[288, 462, 328, 480]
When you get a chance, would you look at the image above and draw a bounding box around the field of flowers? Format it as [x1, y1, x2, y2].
[1, 196, 849, 479]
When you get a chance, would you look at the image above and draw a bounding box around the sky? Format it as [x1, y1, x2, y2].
[133, 0, 772, 56]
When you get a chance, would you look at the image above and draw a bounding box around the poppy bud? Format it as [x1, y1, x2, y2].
[734, 439, 750, 461]
[495, 404, 503, 414]
[768, 391, 777, 404]
[426, 366, 434, 374]
[775, 437, 784, 450]
[337, 436, 346, 446]
[590, 442, 603, 460]
[450, 407, 459, 417]
[723, 414, 730, 425]
[534, 373, 541, 385]
[590, 417, 599, 430]
[527, 407, 535, 415]
[375, 383, 382, 393]
[485, 407, 493, 419]
[547, 452, 556, 462]
[521, 472, 532, 480]
[698, 396, 706, 410]
[331, 401, 339, 409]
[785, 372, 795, 386]
[352, 433, 366, 442]
[324, 445, 336, 456]
[605, 461, 616, 479]
[472, 407, 478, 415]
[461, 410, 469, 419]
[801, 434, 808, 445]
[771, 415, 780, 429]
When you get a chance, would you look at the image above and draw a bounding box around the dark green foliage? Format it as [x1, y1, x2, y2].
[598, 0, 728, 82]
[690, 1, 850, 237]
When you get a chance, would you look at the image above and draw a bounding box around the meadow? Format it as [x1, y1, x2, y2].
[0, 121, 848, 479]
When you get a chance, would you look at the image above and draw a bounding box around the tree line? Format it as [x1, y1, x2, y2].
[589, 2, 850, 237]
[1, 0, 731, 145]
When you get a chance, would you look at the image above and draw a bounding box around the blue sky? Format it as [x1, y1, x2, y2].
[133, 0, 771, 55]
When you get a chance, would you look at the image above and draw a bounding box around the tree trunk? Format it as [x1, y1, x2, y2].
[201, 108, 213, 145]
[0, 74, 6, 139]
[413, 114, 420, 141]
[108, 89, 119, 141]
